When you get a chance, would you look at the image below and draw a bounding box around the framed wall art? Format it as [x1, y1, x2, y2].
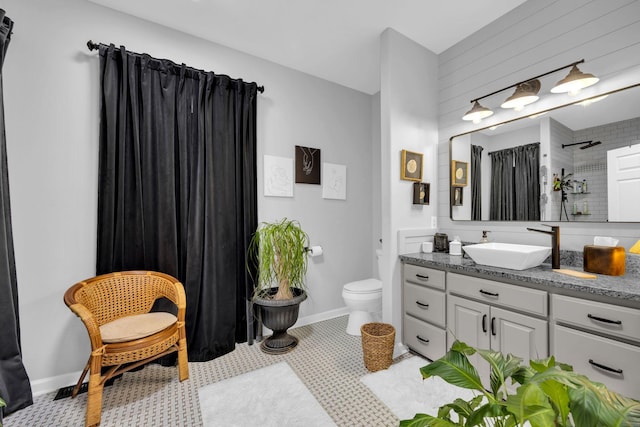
[322, 162, 347, 200]
[452, 186, 464, 206]
[413, 182, 430, 205]
[451, 160, 468, 186]
[264, 155, 293, 197]
[295, 145, 321, 184]
[400, 149, 423, 181]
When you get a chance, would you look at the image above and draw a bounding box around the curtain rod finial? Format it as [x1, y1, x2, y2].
[87, 40, 99, 51]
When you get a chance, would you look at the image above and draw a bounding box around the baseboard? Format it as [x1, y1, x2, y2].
[33, 308, 349, 396]
[31, 370, 83, 397]
[295, 306, 350, 327]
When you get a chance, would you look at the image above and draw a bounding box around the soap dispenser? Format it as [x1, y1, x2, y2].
[481, 230, 490, 243]
[450, 236, 462, 256]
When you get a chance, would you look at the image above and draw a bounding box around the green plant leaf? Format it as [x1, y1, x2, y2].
[476, 348, 522, 396]
[539, 379, 570, 426]
[400, 413, 459, 427]
[505, 383, 556, 427]
[420, 348, 485, 392]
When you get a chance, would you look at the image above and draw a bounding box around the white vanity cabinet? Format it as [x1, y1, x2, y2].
[552, 294, 640, 399]
[402, 263, 447, 361]
[447, 273, 548, 384]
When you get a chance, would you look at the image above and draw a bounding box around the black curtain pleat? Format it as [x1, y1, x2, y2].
[514, 143, 540, 221]
[96, 44, 258, 361]
[489, 143, 540, 221]
[470, 145, 483, 220]
[490, 149, 514, 220]
[0, 9, 33, 416]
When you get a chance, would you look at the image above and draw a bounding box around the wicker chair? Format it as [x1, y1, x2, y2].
[64, 271, 189, 427]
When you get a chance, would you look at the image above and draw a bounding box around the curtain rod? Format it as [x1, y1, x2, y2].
[86, 40, 265, 93]
[488, 141, 540, 155]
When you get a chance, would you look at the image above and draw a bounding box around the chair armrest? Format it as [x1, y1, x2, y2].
[68, 302, 105, 350]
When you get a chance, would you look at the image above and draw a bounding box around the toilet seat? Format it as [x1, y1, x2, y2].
[343, 278, 381, 294]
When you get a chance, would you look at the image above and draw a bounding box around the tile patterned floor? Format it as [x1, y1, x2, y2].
[5, 316, 401, 426]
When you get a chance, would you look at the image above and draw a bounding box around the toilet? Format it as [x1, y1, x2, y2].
[342, 249, 383, 336]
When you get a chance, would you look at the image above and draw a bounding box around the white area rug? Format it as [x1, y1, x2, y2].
[361, 356, 479, 421]
[198, 362, 336, 427]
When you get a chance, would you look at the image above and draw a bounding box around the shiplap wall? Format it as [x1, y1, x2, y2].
[437, 0, 640, 249]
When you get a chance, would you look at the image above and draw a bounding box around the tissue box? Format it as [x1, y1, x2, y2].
[583, 245, 626, 276]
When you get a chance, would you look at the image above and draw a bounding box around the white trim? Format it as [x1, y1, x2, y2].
[31, 371, 83, 397]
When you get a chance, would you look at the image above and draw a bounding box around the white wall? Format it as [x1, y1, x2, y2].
[3, 0, 373, 391]
[379, 29, 439, 338]
[438, 0, 640, 249]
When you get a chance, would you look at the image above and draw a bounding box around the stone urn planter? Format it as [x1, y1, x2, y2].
[254, 288, 307, 354]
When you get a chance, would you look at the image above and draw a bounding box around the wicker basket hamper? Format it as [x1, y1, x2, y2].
[360, 322, 395, 372]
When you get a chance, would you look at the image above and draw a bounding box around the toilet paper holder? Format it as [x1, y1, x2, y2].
[305, 246, 323, 257]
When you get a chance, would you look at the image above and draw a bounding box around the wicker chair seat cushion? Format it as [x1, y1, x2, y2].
[100, 312, 177, 343]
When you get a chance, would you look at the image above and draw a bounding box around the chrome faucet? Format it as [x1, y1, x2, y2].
[526, 224, 560, 269]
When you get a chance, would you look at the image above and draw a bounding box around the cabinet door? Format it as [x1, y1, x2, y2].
[491, 306, 548, 364]
[448, 295, 490, 383]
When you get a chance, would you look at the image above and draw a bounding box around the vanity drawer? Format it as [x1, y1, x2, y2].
[552, 294, 640, 343]
[448, 273, 547, 317]
[554, 325, 640, 400]
[404, 264, 445, 290]
[404, 282, 446, 327]
[404, 315, 447, 361]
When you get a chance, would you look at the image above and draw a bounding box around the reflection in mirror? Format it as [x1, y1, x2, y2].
[450, 83, 640, 223]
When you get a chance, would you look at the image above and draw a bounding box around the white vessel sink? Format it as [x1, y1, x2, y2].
[462, 242, 552, 270]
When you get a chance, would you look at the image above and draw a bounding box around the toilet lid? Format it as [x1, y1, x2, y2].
[344, 278, 382, 294]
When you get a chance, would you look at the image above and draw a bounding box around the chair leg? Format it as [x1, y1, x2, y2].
[85, 356, 104, 427]
[177, 323, 189, 381]
[72, 360, 90, 398]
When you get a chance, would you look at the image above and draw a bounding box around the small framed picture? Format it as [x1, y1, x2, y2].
[413, 182, 430, 205]
[401, 149, 423, 181]
[451, 160, 468, 186]
[295, 145, 321, 184]
[452, 186, 464, 206]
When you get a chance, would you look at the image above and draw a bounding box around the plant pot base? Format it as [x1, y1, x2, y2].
[260, 333, 299, 354]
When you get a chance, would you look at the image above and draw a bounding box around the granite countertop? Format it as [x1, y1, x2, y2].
[400, 251, 640, 304]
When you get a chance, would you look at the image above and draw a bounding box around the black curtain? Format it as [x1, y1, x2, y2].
[490, 149, 514, 220]
[489, 143, 540, 221]
[0, 9, 33, 416]
[470, 145, 483, 220]
[96, 44, 258, 361]
[514, 143, 540, 221]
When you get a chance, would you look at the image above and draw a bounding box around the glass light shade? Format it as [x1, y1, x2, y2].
[551, 65, 599, 95]
[462, 101, 493, 123]
[501, 80, 541, 110]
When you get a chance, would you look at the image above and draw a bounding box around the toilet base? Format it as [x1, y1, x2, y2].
[346, 310, 376, 336]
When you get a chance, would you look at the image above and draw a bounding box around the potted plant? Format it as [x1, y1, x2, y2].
[248, 218, 309, 354]
[402, 340, 640, 427]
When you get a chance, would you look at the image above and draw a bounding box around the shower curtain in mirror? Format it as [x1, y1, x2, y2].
[471, 145, 483, 220]
[489, 142, 540, 221]
[96, 44, 258, 362]
[0, 9, 33, 416]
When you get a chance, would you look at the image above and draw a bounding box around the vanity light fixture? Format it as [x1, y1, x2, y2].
[462, 100, 494, 123]
[461, 59, 598, 123]
[551, 64, 599, 95]
[500, 79, 541, 111]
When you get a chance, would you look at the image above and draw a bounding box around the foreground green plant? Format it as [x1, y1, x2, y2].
[248, 218, 309, 300]
[0, 395, 5, 427]
[401, 340, 640, 427]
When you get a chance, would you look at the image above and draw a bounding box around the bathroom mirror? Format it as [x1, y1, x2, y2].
[450, 83, 640, 223]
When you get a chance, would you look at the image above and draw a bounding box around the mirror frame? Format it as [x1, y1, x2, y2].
[449, 83, 640, 223]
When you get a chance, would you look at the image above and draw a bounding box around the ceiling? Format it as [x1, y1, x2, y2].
[87, 0, 527, 94]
